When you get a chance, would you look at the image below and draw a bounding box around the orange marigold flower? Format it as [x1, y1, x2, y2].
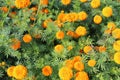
[15, 0, 31, 8]
[75, 71, 89, 80]
[56, 31, 64, 39]
[64, 59, 74, 69]
[61, 0, 71, 5]
[59, 67, 73, 80]
[107, 22, 116, 30]
[93, 15, 102, 24]
[74, 61, 84, 71]
[66, 12, 78, 22]
[90, 0, 100, 8]
[42, 19, 52, 28]
[11, 38, 21, 50]
[57, 11, 67, 22]
[40, 0, 49, 5]
[80, 0, 87, 2]
[78, 11, 88, 21]
[102, 7, 113, 17]
[113, 40, 120, 51]
[1, 6, 8, 13]
[88, 60, 96, 67]
[98, 46, 106, 53]
[73, 56, 82, 64]
[75, 26, 87, 36]
[114, 52, 120, 64]
[54, 44, 64, 53]
[104, 29, 112, 34]
[83, 46, 92, 54]
[112, 28, 120, 39]
[23, 34, 32, 43]
[42, 66, 52, 76]
[7, 66, 15, 77]
[54, 20, 63, 28]
[13, 65, 27, 80]
[42, 8, 49, 14]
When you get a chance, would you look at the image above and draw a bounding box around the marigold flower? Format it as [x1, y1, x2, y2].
[61, 0, 71, 5]
[11, 38, 21, 50]
[1, 6, 8, 13]
[54, 44, 64, 53]
[42, 19, 52, 28]
[59, 67, 73, 80]
[114, 52, 120, 64]
[113, 40, 120, 51]
[90, 0, 100, 8]
[1, 62, 6, 66]
[66, 12, 78, 22]
[65, 59, 74, 69]
[7, 66, 15, 77]
[74, 61, 84, 71]
[73, 56, 82, 64]
[75, 71, 89, 80]
[40, 0, 49, 5]
[107, 22, 116, 30]
[23, 34, 32, 43]
[42, 8, 49, 14]
[54, 20, 63, 28]
[80, 0, 87, 2]
[78, 11, 88, 21]
[98, 46, 106, 53]
[112, 28, 120, 39]
[102, 7, 113, 17]
[67, 45, 73, 51]
[56, 31, 64, 39]
[88, 60, 96, 67]
[42, 66, 52, 76]
[15, 0, 30, 8]
[13, 65, 27, 80]
[75, 26, 87, 36]
[83, 46, 92, 54]
[104, 29, 112, 34]
[93, 15, 102, 24]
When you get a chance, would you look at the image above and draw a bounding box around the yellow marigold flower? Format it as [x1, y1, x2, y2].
[56, 31, 64, 39]
[65, 59, 74, 69]
[1, 62, 6, 66]
[98, 46, 106, 53]
[23, 34, 32, 43]
[102, 7, 113, 17]
[90, 0, 100, 8]
[112, 28, 120, 39]
[88, 60, 96, 67]
[54, 44, 64, 53]
[59, 67, 73, 80]
[40, 0, 49, 5]
[83, 46, 92, 54]
[73, 56, 82, 64]
[93, 15, 102, 24]
[107, 22, 116, 30]
[15, 0, 30, 8]
[75, 26, 87, 36]
[67, 45, 73, 51]
[74, 61, 84, 71]
[61, 0, 71, 5]
[7, 66, 15, 77]
[78, 11, 88, 21]
[75, 71, 89, 80]
[113, 40, 120, 51]
[13, 65, 27, 79]
[80, 0, 87, 2]
[114, 52, 120, 64]
[42, 66, 52, 76]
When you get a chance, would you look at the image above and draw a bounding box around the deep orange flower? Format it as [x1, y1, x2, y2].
[23, 34, 32, 43]
[42, 66, 52, 76]
[15, 0, 30, 8]
[75, 71, 89, 80]
[11, 38, 21, 50]
[40, 0, 49, 5]
[65, 59, 74, 69]
[73, 56, 82, 64]
[74, 61, 84, 71]
[42, 19, 52, 28]
[98, 46, 106, 53]
[56, 31, 64, 39]
[1, 6, 8, 13]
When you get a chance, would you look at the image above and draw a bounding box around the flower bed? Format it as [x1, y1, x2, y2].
[0, 0, 120, 80]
